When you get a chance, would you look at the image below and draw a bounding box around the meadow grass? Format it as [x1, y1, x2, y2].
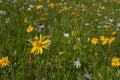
[0, 0, 120, 80]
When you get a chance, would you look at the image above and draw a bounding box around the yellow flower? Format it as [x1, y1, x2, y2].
[58, 10, 62, 14]
[38, 0, 42, 2]
[24, 18, 28, 23]
[98, 5, 103, 10]
[64, 7, 69, 11]
[58, 2, 62, 6]
[100, 36, 105, 41]
[81, 4, 86, 9]
[112, 31, 117, 36]
[27, 25, 34, 33]
[47, 0, 49, 3]
[101, 37, 109, 45]
[29, 34, 50, 55]
[36, 5, 42, 10]
[50, 3, 55, 8]
[111, 57, 120, 67]
[71, 12, 75, 15]
[45, 13, 48, 16]
[0, 56, 10, 68]
[59, 52, 64, 55]
[91, 38, 98, 45]
[40, 18, 46, 21]
[92, 3, 96, 7]
[97, 13, 102, 17]
[108, 37, 115, 44]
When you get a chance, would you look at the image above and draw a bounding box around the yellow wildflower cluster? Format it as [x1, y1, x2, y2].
[0, 56, 10, 68]
[91, 36, 115, 45]
[100, 36, 115, 45]
[111, 57, 120, 67]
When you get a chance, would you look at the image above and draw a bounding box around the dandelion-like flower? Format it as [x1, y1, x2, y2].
[27, 25, 34, 33]
[108, 37, 115, 45]
[101, 37, 109, 45]
[29, 34, 50, 55]
[111, 57, 120, 67]
[91, 38, 98, 45]
[74, 60, 81, 69]
[0, 56, 10, 68]
[49, 3, 55, 8]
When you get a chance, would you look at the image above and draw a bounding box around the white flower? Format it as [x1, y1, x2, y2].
[64, 33, 69, 38]
[104, 0, 108, 2]
[74, 60, 81, 69]
[29, 5, 34, 8]
[85, 23, 90, 26]
[109, 19, 114, 22]
[97, 25, 101, 28]
[13, 0, 17, 3]
[0, 10, 5, 15]
[95, 19, 98, 22]
[27, 5, 34, 11]
[83, 73, 92, 80]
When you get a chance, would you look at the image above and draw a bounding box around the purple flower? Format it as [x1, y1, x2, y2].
[36, 25, 44, 32]
[117, 22, 120, 27]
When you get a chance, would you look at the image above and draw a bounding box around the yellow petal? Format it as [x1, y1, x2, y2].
[42, 45, 48, 49]
[39, 34, 43, 41]
[39, 47, 43, 54]
[42, 40, 50, 44]
[34, 36, 39, 40]
[31, 47, 36, 53]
